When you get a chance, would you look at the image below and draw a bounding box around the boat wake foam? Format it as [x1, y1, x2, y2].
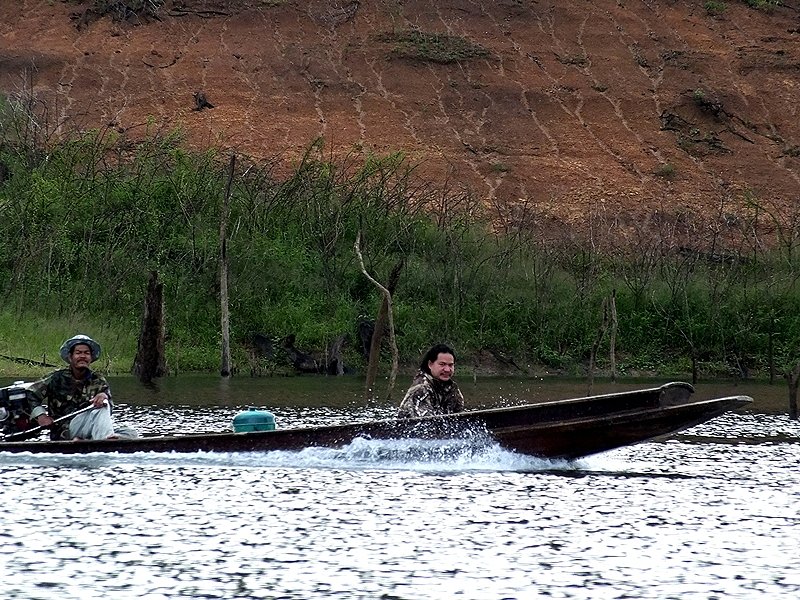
[256, 436, 567, 472]
[0, 434, 573, 473]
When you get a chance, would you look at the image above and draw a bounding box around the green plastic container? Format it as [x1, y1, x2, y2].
[232, 407, 276, 432]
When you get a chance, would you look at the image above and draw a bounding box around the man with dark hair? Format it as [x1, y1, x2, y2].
[28, 334, 120, 440]
[397, 343, 465, 418]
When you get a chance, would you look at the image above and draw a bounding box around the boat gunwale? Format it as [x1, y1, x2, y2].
[484, 394, 753, 433]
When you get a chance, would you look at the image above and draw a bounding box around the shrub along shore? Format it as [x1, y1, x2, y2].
[1, 112, 800, 382]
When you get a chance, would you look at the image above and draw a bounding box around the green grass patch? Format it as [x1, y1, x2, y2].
[490, 161, 510, 173]
[742, 0, 780, 9]
[704, 1, 727, 14]
[377, 29, 490, 64]
[654, 163, 676, 178]
[0, 309, 138, 378]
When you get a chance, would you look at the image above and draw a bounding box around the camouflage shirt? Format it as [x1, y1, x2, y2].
[397, 371, 464, 419]
[27, 368, 112, 440]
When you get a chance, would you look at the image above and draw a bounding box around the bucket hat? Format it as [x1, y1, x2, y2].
[60, 334, 102, 363]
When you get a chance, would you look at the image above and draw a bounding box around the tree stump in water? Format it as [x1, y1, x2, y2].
[326, 334, 348, 375]
[786, 363, 800, 420]
[133, 271, 167, 384]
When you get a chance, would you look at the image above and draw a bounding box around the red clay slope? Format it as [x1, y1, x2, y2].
[1, 0, 798, 247]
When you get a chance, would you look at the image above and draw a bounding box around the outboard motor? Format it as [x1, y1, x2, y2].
[232, 407, 276, 433]
[0, 381, 36, 435]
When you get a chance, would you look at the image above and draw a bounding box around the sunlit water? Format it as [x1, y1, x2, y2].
[1, 378, 799, 599]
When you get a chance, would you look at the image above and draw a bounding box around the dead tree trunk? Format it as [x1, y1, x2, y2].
[354, 231, 400, 402]
[219, 154, 236, 377]
[327, 334, 347, 376]
[768, 326, 775, 384]
[364, 258, 405, 397]
[132, 270, 166, 384]
[608, 289, 618, 382]
[588, 296, 610, 396]
[786, 362, 800, 420]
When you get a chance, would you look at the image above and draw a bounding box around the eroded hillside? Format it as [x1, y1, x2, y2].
[1, 0, 798, 249]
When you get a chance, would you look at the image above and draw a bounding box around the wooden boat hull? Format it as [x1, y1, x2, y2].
[0, 382, 752, 460]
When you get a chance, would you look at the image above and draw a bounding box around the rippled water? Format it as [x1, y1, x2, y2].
[1, 378, 799, 599]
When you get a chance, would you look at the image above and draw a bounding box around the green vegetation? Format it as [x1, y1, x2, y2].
[558, 54, 589, 67]
[654, 163, 676, 178]
[377, 29, 490, 64]
[490, 161, 510, 173]
[692, 89, 707, 104]
[704, 1, 727, 14]
[783, 145, 800, 157]
[742, 0, 781, 9]
[78, 0, 164, 20]
[2, 91, 800, 381]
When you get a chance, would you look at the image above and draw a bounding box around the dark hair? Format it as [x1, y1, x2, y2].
[419, 344, 456, 374]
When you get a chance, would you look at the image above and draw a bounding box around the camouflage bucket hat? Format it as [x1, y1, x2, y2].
[59, 334, 102, 363]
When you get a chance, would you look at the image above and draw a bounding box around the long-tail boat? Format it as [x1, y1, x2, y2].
[0, 382, 751, 460]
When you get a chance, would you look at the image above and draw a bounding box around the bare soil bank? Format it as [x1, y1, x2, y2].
[1, 1, 798, 248]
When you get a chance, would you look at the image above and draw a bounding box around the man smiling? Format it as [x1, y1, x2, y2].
[28, 334, 119, 440]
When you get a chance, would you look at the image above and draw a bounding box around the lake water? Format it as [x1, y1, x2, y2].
[1, 376, 799, 599]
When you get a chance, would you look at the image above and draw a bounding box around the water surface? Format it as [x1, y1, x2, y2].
[1, 377, 798, 599]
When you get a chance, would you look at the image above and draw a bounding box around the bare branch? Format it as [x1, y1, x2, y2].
[354, 230, 399, 401]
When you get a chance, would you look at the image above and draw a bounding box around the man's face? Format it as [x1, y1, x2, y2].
[428, 352, 455, 382]
[69, 344, 93, 370]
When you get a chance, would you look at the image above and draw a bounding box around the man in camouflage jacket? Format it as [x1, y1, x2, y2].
[28, 335, 116, 440]
[398, 344, 464, 418]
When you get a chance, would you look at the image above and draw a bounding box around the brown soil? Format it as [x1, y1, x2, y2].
[1, 0, 798, 248]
